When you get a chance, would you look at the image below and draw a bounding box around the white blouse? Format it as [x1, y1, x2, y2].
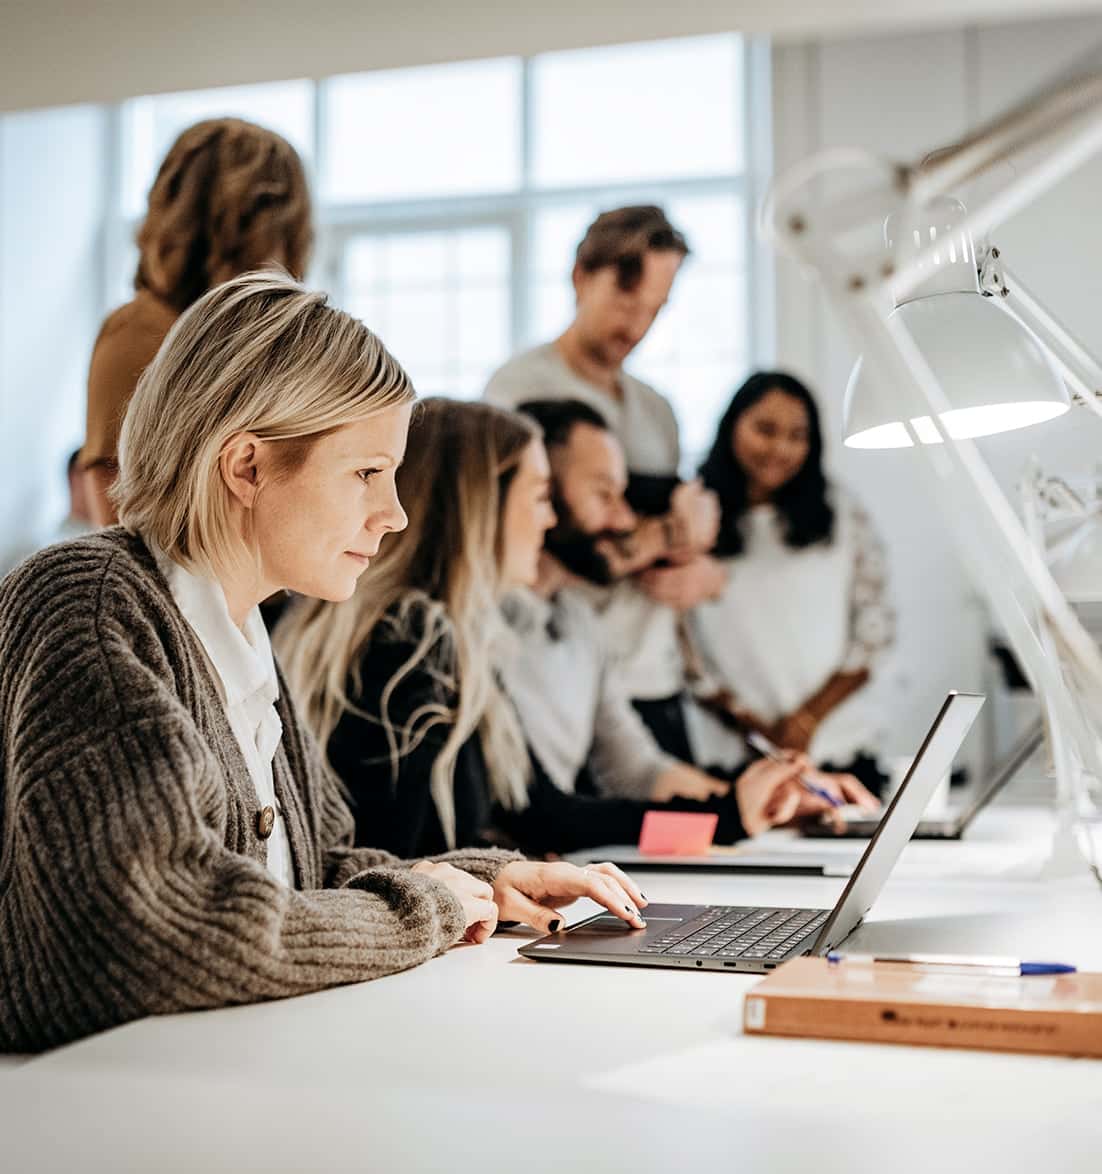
[686, 493, 894, 766]
[151, 543, 294, 887]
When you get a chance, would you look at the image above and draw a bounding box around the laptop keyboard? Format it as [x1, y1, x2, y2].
[638, 906, 829, 962]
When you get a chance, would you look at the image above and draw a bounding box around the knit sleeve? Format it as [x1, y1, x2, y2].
[0, 546, 481, 1053]
[2, 716, 469, 1053]
[840, 501, 896, 675]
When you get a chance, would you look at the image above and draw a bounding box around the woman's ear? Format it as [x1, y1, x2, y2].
[220, 433, 264, 509]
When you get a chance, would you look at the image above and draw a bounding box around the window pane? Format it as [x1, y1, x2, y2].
[457, 288, 510, 366]
[530, 202, 602, 280]
[342, 225, 512, 402]
[322, 59, 522, 202]
[528, 279, 575, 345]
[665, 192, 745, 269]
[532, 35, 742, 188]
[643, 360, 748, 466]
[121, 81, 314, 218]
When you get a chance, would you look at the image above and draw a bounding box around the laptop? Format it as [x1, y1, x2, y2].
[519, 692, 984, 976]
[803, 717, 1042, 840]
[563, 844, 859, 877]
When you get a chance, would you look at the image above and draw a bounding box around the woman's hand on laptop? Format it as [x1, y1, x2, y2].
[492, 861, 648, 933]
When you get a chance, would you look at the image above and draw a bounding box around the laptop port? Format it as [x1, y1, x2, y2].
[764, 963, 777, 969]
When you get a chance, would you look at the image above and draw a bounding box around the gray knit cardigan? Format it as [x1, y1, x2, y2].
[0, 530, 518, 1053]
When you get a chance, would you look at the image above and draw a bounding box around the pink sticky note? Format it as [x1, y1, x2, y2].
[638, 811, 719, 856]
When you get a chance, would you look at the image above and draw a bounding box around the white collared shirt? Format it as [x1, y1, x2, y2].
[151, 542, 295, 887]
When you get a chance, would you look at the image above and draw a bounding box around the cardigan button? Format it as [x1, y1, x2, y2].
[256, 806, 276, 840]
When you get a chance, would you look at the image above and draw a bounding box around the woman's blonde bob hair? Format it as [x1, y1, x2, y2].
[113, 268, 414, 573]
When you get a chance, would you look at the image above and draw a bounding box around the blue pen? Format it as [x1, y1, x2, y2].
[826, 951, 1077, 977]
[745, 731, 843, 809]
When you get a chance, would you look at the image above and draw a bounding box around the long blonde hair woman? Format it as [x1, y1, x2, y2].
[0, 275, 646, 1054]
[279, 399, 541, 850]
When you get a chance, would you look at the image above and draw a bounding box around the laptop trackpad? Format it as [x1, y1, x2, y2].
[565, 909, 687, 955]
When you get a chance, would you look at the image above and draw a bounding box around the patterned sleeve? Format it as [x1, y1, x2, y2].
[841, 500, 896, 674]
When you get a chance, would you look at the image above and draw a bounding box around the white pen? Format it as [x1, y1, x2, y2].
[826, 951, 1077, 977]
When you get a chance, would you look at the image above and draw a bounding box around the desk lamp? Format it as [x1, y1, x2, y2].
[762, 56, 1102, 879]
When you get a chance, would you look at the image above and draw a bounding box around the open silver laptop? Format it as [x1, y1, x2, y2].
[803, 717, 1042, 840]
[563, 844, 858, 877]
[519, 692, 984, 975]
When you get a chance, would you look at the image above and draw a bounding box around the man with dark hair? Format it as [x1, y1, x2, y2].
[500, 399, 877, 816]
[486, 206, 727, 758]
[500, 399, 731, 805]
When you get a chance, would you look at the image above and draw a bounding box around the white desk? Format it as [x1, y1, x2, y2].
[4, 804, 1102, 1172]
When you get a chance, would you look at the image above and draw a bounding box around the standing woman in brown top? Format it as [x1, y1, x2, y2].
[81, 117, 314, 524]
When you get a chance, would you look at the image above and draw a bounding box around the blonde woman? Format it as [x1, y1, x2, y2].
[82, 117, 315, 525]
[276, 399, 812, 860]
[0, 273, 645, 1055]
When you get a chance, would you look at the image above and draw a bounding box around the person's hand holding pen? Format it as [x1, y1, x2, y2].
[745, 732, 880, 833]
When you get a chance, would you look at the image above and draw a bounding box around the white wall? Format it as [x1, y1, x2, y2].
[0, 105, 109, 570]
[3, 0, 1100, 112]
[771, 13, 1102, 763]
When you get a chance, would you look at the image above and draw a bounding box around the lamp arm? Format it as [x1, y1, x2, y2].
[887, 102, 1102, 306]
[764, 98, 1102, 315]
[910, 66, 1102, 201]
[981, 255, 1102, 425]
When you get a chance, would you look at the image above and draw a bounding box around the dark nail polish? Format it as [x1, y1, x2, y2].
[548, 919, 561, 933]
[640, 892, 648, 900]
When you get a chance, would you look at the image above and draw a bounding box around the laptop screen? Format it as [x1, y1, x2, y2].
[811, 692, 985, 953]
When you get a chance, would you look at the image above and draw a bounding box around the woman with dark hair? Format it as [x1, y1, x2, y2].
[689, 371, 895, 793]
[80, 117, 314, 525]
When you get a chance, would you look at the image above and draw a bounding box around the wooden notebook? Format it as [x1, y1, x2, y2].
[743, 957, 1102, 1058]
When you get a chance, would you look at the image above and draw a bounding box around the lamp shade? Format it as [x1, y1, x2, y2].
[844, 293, 1072, 449]
[844, 195, 1070, 449]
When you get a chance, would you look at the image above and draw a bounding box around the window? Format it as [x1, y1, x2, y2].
[111, 34, 767, 464]
[342, 226, 511, 399]
[322, 60, 522, 202]
[530, 36, 743, 188]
